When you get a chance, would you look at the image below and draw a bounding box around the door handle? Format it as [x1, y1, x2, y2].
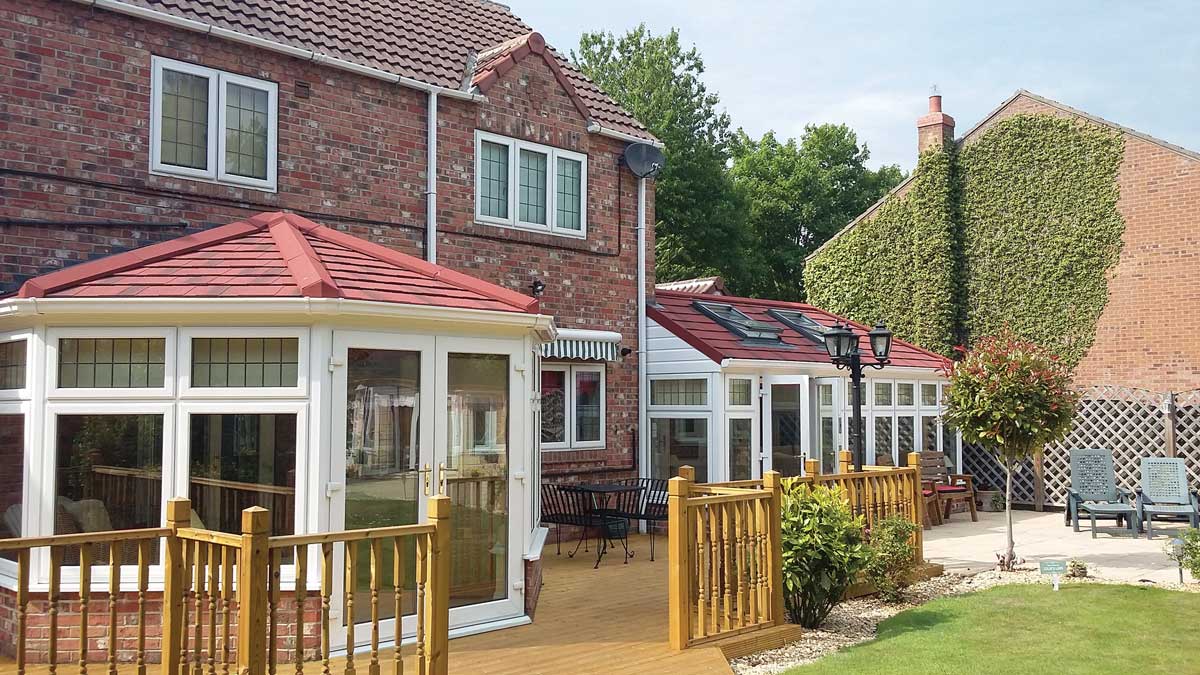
[417, 463, 433, 496]
[438, 462, 460, 495]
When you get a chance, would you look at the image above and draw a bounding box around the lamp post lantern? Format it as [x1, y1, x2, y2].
[823, 321, 893, 472]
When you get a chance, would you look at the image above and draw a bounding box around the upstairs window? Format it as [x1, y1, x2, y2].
[475, 131, 587, 238]
[151, 57, 278, 191]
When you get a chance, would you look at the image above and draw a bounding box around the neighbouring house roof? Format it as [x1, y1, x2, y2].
[806, 89, 1200, 262]
[655, 276, 726, 295]
[108, 0, 656, 143]
[16, 211, 540, 314]
[648, 290, 949, 371]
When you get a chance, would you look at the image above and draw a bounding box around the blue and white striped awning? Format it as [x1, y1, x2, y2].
[540, 329, 623, 361]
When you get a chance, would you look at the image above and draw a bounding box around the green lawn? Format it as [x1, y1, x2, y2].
[785, 584, 1200, 675]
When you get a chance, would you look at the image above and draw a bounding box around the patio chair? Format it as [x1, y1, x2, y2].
[615, 478, 669, 560]
[1066, 448, 1137, 538]
[917, 451, 978, 522]
[920, 481, 943, 529]
[540, 483, 600, 557]
[1135, 457, 1200, 539]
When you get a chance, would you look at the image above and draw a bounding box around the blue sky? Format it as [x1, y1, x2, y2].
[511, 1, 1199, 171]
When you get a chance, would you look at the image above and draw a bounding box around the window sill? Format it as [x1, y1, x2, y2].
[471, 220, 586, 241]
[150, 168, 278, 194]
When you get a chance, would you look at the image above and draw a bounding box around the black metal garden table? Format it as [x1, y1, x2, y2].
[577, 483, 643, 568]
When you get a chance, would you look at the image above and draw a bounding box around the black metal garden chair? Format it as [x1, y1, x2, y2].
[539, 483, 600, 558]
[615, 477, 669, 561]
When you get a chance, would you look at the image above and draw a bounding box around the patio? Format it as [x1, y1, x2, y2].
[924, 510, 1193, 584]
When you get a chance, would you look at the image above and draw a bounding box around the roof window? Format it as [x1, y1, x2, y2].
[693, 301, 784, 345]
[767, 309, 828, 345]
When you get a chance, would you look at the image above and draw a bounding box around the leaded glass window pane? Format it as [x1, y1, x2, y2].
[192, 337, 299, 387]
[556, 156, 582, 231]
[479, 141, 509, 219]
[160, 69, 209, 170]
[518, 149, 548, 225]
[873, 381, 892, 407]
[0, 340, 26, 390]
[225, 82, 269, 179]
[728, 379, 752, 406]
[896, 382, 915, 406]
[650, 379, 707, 406]
[58, 338, 166, 388]
[921, 382, 939, 407]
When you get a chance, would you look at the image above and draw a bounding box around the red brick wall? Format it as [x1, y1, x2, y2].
[964, 94, 1200, 392]
[0, 0, 654, 477]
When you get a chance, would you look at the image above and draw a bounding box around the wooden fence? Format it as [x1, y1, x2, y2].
[0, 497, 451, 675]
[667, 457, 925, 650]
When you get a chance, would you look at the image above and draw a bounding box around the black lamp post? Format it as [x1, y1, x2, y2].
[822, 321, 893, 472]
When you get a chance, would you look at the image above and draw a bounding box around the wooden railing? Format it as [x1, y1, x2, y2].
[0, 497, 451, 675]
[667, 467, 785, 650]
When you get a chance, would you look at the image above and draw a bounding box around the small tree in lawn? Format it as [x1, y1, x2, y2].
[942, 331, 1078, 571]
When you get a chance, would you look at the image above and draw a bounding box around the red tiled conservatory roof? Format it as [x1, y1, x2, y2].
[17, 212, 540, 314]
[648, 290, 949, 371]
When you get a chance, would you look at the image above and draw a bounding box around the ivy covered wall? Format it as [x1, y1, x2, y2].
[805, 113, 1126, 365]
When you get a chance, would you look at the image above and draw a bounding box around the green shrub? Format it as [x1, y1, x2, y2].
[780, 482, 867, 628]
[1164, 529, 1200, 578]
[864, 516, 921, 603]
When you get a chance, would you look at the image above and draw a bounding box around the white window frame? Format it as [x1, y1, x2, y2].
[648, 375, 712, 412]
[178, 327, 309, 399]
[724, 412, 757, 482]
[539, 363, 606, 451]
[0, 329, 33, 401]
[649, 410, 714, 481]
[150, 56, 279, 192]
[174, 399, 308, 546]
[35, 400, 176, 588]
[725, 376, 755, 410]
[46, 327, 177, 399]
[474, 130, 588, 239]
[0, 400, 30, 584]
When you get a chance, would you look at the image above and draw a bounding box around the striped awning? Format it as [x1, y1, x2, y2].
[540, 329, 623, 361]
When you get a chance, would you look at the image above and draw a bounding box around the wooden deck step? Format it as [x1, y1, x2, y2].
[713, 623, 806, 661]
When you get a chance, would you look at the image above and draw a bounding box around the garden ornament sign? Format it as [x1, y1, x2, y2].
[1040, 560, 1067, 591]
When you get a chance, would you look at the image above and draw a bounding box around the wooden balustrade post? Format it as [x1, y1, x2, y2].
[803, 458, 819, 477]
[161, 498, 191, 675]
[907, 452, 925, 555]
[237, 507, 271, 675]
[838, 451, 852, 475]
[425, 496, 451, 675]
[762, 471, 786, 625]
[678, 465, 696, 484]
[667, 475, 691, 650]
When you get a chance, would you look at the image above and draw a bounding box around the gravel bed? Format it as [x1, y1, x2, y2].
[730, 569, 1198, 675]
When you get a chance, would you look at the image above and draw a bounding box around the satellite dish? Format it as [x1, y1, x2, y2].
[623, 143, 665, 179]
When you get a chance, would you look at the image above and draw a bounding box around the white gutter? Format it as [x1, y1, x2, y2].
[587, 122, 664, 149]
[637, 176, 649, 476]
[72, 0, 484, 102]
[719, 358, 946, 377]
[0, 297, 557, 338]
[426, 91, 439, 263]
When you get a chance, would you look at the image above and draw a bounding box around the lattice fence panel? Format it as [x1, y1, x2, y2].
[1173, 389, 1200, 490]
[962, 386, 1173, 507]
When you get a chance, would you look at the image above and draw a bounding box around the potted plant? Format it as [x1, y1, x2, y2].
[975, 482, 1004, 512]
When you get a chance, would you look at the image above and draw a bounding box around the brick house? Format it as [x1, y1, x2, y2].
[807, 90, 1200, 507]
[0, 0, 660, 657]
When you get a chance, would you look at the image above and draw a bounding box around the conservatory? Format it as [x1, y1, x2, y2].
[0, 212, 554, 641]
[645, 290, 955, 483]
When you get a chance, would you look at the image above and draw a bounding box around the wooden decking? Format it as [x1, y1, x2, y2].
[445, 534, 732, 674]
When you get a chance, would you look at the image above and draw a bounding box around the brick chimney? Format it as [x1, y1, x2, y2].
[917, 94, 955, 153]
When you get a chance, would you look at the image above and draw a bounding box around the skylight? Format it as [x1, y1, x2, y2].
[693, 301, 784, 344]
[767, 309, 828, 346]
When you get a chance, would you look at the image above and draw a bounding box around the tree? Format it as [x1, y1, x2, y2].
[729, 125, 904, 300]
[573, 25, 749, 284]
[941, 331, 1078, 570]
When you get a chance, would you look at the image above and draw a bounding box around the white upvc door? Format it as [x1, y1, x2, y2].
[761, 374, 810, 477]
[328, 330, 436, 648]
[812, 377, 844, 474]
[327, 331, 527, 648]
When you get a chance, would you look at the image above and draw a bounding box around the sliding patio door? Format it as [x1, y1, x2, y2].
[328, 332, 524, 649]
